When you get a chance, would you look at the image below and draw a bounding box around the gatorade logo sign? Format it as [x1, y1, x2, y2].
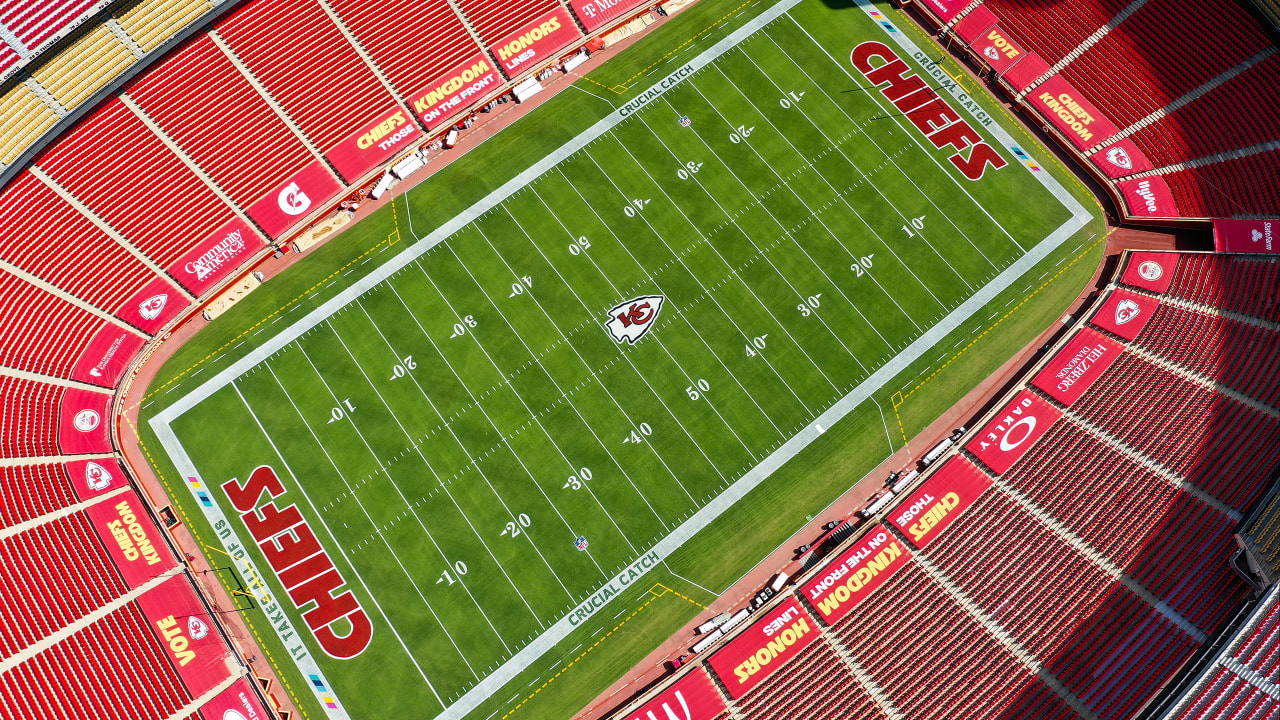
[851, 42, 1007, 180]
[707, 598, 817, 698]
[248, 161, 341, 239]
[621, 668, 726, 720]
[800, 525, 911, 624]
[1089, 289, 1158, 341]
[966, 390, 1062, 473]
[887, 456, 991, 547]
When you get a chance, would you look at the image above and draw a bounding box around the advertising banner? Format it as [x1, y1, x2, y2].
[489, 7, 581, 78]
[1089, 288, 1159, 341]
[968, 24, 1026, 74]
[137, 573, 235, 697]
[1026, 74, 1120, 150]
[919, 0, 967, 23]
[58, 387, 112, 454]
[1120, 251, 1177, 294]
[200, 677, 272, 720]
[620, 667, 726, 720]
[1213, 218, 1279, 253]
[71, 323, 144, 387]
[1117, 176, 1179, 218]
[571, 0, 649, 32]
[800, 525, 911, 625]
[887, 456, 991, 548]
[1090, 137, 1154, 179]
[1031, 328, 1124, 405]
[409, 54, 502, 129]
[66, 456, 128, 500]
[965, 389, 1062, 474]
[325, 105, 422, 183]
[116, 275, 188, 335]
[84, 488, 178, 586]
[1002, 51, 1049, 90]
[707, 597, 818, 699]
[954, 5, 997, 44]
[169, 217, 260, 297]
[247, 160, 342, 239]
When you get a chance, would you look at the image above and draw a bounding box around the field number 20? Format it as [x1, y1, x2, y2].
[389, 355, 416, 380]
[851, 254, 875, 277]
[729, 125, 755, 143]
[501, 513, 532, 538]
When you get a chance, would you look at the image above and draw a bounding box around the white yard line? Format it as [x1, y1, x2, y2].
[275, 350, 484, 674]
[230, 379, 443, 709]
[322, 310, 535, 645]
[149, 0, 1094, 716]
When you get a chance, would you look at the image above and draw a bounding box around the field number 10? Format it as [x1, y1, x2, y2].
[778, 91, 805, 108]
[902, 216, 926, 237]
[437, 561, 468, 586]
[327, 398, 356, 423]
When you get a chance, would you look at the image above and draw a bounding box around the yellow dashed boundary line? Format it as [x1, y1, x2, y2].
[898, 236, 1104, 406]
[500, 585, 671, 720]
[124, 413, 313, 720]
[585, 0, 757, 94]
[143, 208, 404, 403]
[652, 582, 708, 609]
[890, 391, 910, 450]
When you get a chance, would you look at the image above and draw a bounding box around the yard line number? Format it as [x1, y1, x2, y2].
[778, 90, 805, 108]
[449, 315, 478, 338]
[436, 561, 469, 586]
[685, 378, 711, 400]
[562, 467, 593, 490]
[728, 125, 756, 144]
[568, 236, 591, 255]
[327, 398, 356, 423]
[676, 161, 703, 180]
[623, 198, 651, 217]
[389, 355, 417, 380]
[744, 334, 768, 358]
[622, 422, 653, 444]
[851, 254, 875, 278]
[501, 513, 532, 537]
[902, 215, 926, 237]
[797, 294, 822, 317]
[509, 276, 534, 297]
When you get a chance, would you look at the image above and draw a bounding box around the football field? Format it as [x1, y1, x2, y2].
[144, 1, 1098, 718]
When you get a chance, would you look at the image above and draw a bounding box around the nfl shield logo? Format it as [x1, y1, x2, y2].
[679, 115, 691, 127]
[575, 536, 589, 551]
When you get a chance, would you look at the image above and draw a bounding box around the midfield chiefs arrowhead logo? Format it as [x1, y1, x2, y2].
[1106, 146, 1132, 170]
[1114, 298, 1141, 325]
[1138, 260, 1163, 281]
[85, 461, 113, 490]
[138, 293, 168, 321]
[606, 295, 664, 344]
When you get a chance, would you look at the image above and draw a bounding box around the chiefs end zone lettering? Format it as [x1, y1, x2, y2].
[221, 466, 372, 658]
[326, 105, 422, 183]
[1089, 288, 1159, 341]
[851, 42, 1006, 180]
[85, 489, 178, 586]
[410, 54, 500, 129]
[887, 456, 991, 548]
[1031, 328, 1123, 405]
[965, 389, 1062, 474]
[138, 574, 234, 697]
[170, 217, 260, 297]
[801, 525, 910, 625]
[58, 387, 111, 454]
[708, 597, 817, 699]
[72, 323, 144, 387]
[248, 161, 342, 239]
[622, 667, 726, 720]
[490, 7, 581, 78]
[1120, 252, 1177, 294]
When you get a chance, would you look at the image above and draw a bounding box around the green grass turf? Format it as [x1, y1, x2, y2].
[136, 1, 1106, 719]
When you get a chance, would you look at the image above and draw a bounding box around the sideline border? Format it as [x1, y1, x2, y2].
[148, 1, 1094, 717]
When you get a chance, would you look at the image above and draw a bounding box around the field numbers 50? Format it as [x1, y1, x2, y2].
[685, 378, 711, 400]
[568, 236, 591, 255]
[501, 513, 532, 537]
